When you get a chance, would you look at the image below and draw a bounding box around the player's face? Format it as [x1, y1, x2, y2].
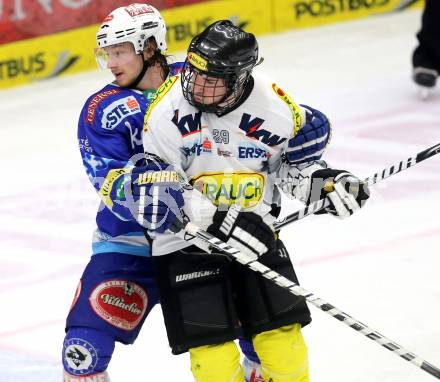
[95, 43, 142, 87]
[192, 72, 227, 105]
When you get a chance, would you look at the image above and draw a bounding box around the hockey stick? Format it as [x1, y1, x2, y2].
[273, 142, 440, 230]
[181, 220, 440, 380]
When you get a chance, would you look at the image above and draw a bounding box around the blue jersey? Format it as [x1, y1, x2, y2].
[78, 62, 184, 257]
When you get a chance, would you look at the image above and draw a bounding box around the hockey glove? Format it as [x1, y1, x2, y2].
[127, 162, 184, 233]
[310, 168, 370, 219]
[207, 205, 277, 260]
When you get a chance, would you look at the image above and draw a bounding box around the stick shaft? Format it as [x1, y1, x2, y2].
[273, 142, 440, 230]
[184, 222, 440, 379]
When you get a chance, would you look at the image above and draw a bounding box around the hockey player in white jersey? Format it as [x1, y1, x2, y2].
[135, 20, 370, 382]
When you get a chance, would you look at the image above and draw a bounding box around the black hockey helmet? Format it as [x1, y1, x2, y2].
[181, 20, 260, 115]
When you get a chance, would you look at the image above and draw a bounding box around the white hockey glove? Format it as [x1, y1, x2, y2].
[206, 205, 277, 260]
[310, 169, 370, 218]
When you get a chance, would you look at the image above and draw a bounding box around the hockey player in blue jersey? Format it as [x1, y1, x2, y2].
[62, 4, 181, 381]
[62, 4, 262, 381]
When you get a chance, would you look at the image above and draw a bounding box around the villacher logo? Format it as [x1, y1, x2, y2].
[89, 280, 148, 330]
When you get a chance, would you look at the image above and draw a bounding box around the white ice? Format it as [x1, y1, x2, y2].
[0, 8, 439, 382]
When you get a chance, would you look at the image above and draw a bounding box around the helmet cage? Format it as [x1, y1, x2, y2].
[181, 58, 253, 115]
[181, 20, 259, 115]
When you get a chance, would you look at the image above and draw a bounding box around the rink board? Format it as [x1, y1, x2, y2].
[0, 0, 423, 89]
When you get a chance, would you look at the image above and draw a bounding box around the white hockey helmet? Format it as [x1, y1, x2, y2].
[96, 3, 167, 55]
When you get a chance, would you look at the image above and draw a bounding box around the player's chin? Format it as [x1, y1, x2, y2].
[114, 73, 131, 87]
[194, 95, 216, 105]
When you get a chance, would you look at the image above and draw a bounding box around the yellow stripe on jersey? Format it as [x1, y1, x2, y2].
[190, 172, 265, 209]
[143, 75, 179, 132]
[271, 83, 302, 137]
[98, 168, 131, 208]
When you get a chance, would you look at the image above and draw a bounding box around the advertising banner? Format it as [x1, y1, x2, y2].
[0, 24, 97, 88]
[0, 0, 209, 45]
[272, 0, 423, 32]
[0, 0, 270, 89]
[162, 0, 271, 53]
[0, 0, 423, 89]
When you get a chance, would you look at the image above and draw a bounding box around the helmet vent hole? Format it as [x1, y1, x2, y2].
[142, 21, 159, 30]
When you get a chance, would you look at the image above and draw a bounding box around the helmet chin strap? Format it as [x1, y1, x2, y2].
[128, 54, 150, 89]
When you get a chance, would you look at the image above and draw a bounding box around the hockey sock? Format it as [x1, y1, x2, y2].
[190, 341, 245, 382]
[253, 323, 309, 382]
[242, 356, 264, 382]
[63, 370, 110, 382]
[62, 327, 115, 380]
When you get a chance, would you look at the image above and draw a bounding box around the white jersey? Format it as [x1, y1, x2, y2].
[143, 72, 306, 255]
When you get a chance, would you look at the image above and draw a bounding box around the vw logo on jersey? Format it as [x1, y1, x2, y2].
[239, 113, 287, 147]
[172, 109, 203, 136]
[101, 96, 141, 130]
[63, 338, 98, 376]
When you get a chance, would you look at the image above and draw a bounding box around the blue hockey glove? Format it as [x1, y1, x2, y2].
[310, 168, 370, 219]
[126, 162, 184, 233]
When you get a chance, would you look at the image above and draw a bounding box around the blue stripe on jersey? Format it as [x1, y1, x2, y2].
[92, 241, 150, 257]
